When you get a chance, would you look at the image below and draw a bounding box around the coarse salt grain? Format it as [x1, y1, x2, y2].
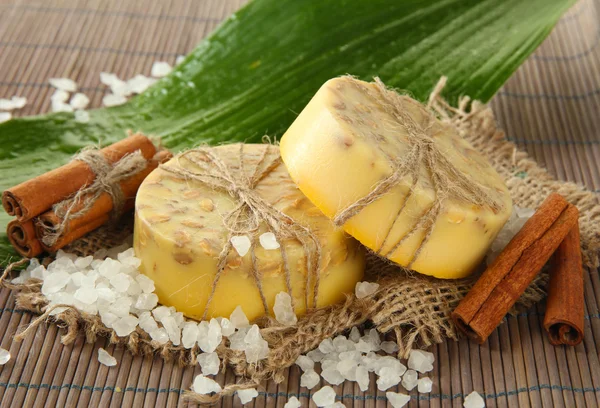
[151, 61, 172, 77]
[386, 392, 410, 408]
[355, 281, 379, 299]
[49, 78, 77, 92]
[192, 374, 222, 394]
[236, 388, 258, 405]
[417, 377, 433, 393]
[230, 235, 251, 257]
[102, 94, 127, 107]
[284, 396, 301, 408]
[98, 348, 117, 367]
[70, 93, 90, 110]
[0, 348, 10, 365]
[273, 292, 297, 325]
[312, 386, 336, 407]
[463, 391, 485, 408]
[197, 352, 220, 376]
[259, 232, 280, 250]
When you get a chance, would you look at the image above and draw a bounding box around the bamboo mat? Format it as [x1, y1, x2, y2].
[0, 0, 599, 407]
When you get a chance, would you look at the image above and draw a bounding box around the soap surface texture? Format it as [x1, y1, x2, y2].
[134, 144, 365, 320]
[280, 77, 512, 279]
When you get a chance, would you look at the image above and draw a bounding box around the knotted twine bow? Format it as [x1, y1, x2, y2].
[40, 148, 149, 246]
[159, 144, 323, 320]
[332, 77, 504, 268]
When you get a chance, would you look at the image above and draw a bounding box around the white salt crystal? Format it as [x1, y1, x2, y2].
[98, 348, 117, 367]
[100, 72, 120, 87]
[181, 322, 199, 349]
[227, 327, 248, 350]
[219, 318, 235, 337]
[284, 396, 301, 408]
[80, 272, 98, 288]
[49, 78, 77, 92]
[0, 109, 12, 122]
[274, 292, 297, 325]
[401, 369, 418, 391]
[417, 377, 433, 393]
[135, 293, 158, 310]
[300, 369, 320, 389]
[118, 248, 142, 267]
[51, 89, 70, 103]
[49, 306, 69, 316]
[365, 329, 381, 349]
[376, 367, 402, 391]
[312, 386, 336, 407]
[337, 359, 357, 381]
[110, 273, 131, 292]
[339, 350, 361, 362]
[74, 287, 98, 304]
[197, 352, 220, 376]
[356, 366, 370, 391]
[100, 73, 131, 97]
[333, 335, 354, 352]
[109, 297, 132, 317]
[102, 94, 127, 107]
[198, 319, 222, 352]
[259, 232, 280, 250]
[0, 99, 13, 110]
[100, 311, 118, 328]
[355, 339, 376, 353]
[74, 110, 90, 123]
[41, 271, 70, 295]
[174, 312, 185, 328]
[176, 55, 186, 65]
[349, 327, 361, 343]
[306, 349, 326, 363]
[407, 349, 434, 373]
[243, 325, 269, 363]
[236, 388, 258, 404]
[230, 305, 249, 328]
[380, 341, 399, 354]
[150, 328, 169, 344]
[230, 236, 251, 257]
[127, 75, 156, 94]
[74, 256, 93, 269]
[70, 93, 89, 110]
[52, 100, 74, 112]
[319, 338, 336, 354]
[96, 287, 117, 303]
[151, 61, 172, 77]
[0, 348, 11, 365]
[374, 356, 406, 377]
[138, 312, 159, 333]
[321, 368, 345, 385]
[295, 355, 314, 372]
[463, 391, 485, 408]
[135, 274, 155, 293]
[98, 258, 120, 278]
[321, 359, 338, 372]
[112, 315, 139, 337]
[386, 392, 410, 408]
[192, 374, 222, 394]
[355, 281, 379, 299]
[162, 316, 181, 345]
[30, 265, 47, 280]
[11, 96, 27, 109]
[127, 280, 142, 297]
[328, 403, 346, 408]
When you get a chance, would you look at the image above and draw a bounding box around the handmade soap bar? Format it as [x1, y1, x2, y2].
[134, 144, 365, 321]
[280, 77, 512, 279]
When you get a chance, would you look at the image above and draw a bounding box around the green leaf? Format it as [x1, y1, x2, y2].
[0, 0, 574, 263]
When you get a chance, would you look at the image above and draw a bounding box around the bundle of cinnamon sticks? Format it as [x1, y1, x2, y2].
[2, 133, 172, 257]
[452, 193, 584, 346]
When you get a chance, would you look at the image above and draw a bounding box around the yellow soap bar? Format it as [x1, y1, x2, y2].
[134, 144, 365, 321]
[280, 77, 512, 279]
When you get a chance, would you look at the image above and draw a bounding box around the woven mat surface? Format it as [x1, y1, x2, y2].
[0, 0, 599, 407]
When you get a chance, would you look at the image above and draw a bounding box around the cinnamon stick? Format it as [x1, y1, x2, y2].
[7, 220, 43, 258]
[2, 133, 157, 221]
[37, 150, 172, 237]
[452, 193, 579, 343]
[543, 224, 584, 346]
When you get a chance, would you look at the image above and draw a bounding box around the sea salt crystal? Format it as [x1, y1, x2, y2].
[407, 349, 434, 373]
[52, 100, 73, 113]
[381, 341, 399, 354]
[135, 293, 158, 310]
[74, 287, 98, 304]
[0, 112, 11, 123]
[274, 292, 297, 325]
[100, 73, 131, 96]
[417, 377, 433, 393]
[151, 61, 172, 77]
[219, 318, 235, 337]
[333, 335, 354, 352]
[243, 325, 269, 363]
[356, 366, 370, 391]
[328, 403, 346, 408]
[0, 99, 13, 110]
[230, 236, 251, 257]
[366, 329, 381, 349]
[100, 311, 118, 327]
[236, 388, 258, 404]
[127, 75, 157, 94]
[321, 368, 345, 385]
[11, 96, 27, 109]
[401, 369, 418, 391]
[0, 348, 11, 365]
[30, 265, 47, 280]
[374, 356, 406, 377]
[112, 315, 139, 337]
[182, 322, 199, 349]
[96, 287, 117, 302]
[321, 359, 338, 372]
[295, 355, 314, 372]
[355, 339, 376, 353]
[110, 273, 131, 292]
[349, 327, 361, 342]
[138, 312, 159, 333]
[162, 316, 181, 345]
[319, 338, 336, 354]
[70, 93, 89, 110]
[150, 328, 169, 344]
[230, 305, 249, 328]
[135, 274, 155, 293]
[300, 369, 320, 389]
[197, 352, 220, 376]
[74, 109, 90, 123]
[259, 232, 280, 250]
[355, 281, 379, 299]
[103, 94, 127, 107]
[312, 386, 336, 407]
[306, 349, 326, 363]
[192, 374, 222, 394]
[197, 319, 222, 352]
[110, 297, 132, 317]
[51, 89, 70, 103]
[127, 280, 142, 297]
[284, 396, 301, 408]
[74, 255, 93, 269]
[463, 391, 485, 408]
[227, 327, 248, 350]
[376, 367, 402, 391]
[386, 392, 410, 408]
[41, 271, 70, 295]
[49, 78, 77, 92]
[98, 348, 117, 367]
[98, 258, 120, 279]
[337, 359, 358, 381]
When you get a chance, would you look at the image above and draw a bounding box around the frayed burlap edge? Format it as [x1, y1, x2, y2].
[1, 77, 599, 404]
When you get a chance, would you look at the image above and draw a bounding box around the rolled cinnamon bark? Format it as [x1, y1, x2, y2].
[7, 220, 43, 257]
[40, 213, 114, 252]
[37, 150, 172, 237]
[543, 224, 584, 346]
[452, 193, 579, 343]
[2, 133, 157, 221]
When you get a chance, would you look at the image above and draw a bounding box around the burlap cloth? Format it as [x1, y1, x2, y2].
[2, 84, 599, 404]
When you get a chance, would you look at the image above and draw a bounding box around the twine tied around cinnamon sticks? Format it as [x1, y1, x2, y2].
[159, 144, 322, 319]
[332, 77, 503, 268]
